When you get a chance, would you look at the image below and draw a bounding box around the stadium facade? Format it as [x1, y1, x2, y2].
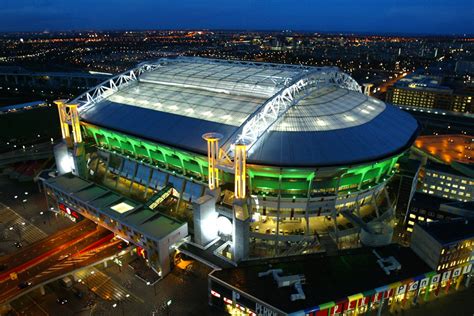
[40, 57, 419, 275]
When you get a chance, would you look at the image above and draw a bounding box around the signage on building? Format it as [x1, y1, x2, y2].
[358, 296, 369, 307]
[137, 246, 147, 259]
[396, 284, 407, 296]
[330, 303, 345, 315]
[255, 303, 277, 316]
[452, 267, 462, 278]
[462, 264, 472, 274]
[419, 277, 430, 289]
[408, 281, 419, 292]
[431, 274, 441, 284]
[58, 203, 82, 222]
[441, 270, 451, 282]
[384, 288, 394, 298]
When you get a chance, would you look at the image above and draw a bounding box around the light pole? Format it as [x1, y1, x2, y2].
[8, 222, 26, 244]
[39, 211, 51, 226]
[147, 281, 157, 296]
[112, 301, 125, 316]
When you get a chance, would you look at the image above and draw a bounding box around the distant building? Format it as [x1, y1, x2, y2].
[455, 60, 474, 76]
[420, 161, 474, 202]
[386, 74, 473, 114]
[410, 219, 474, 273]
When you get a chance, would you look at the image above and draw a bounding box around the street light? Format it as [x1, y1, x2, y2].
[147, 281, 157, 296]
[113, 301, 125, 316]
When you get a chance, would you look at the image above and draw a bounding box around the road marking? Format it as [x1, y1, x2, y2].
[25, 294, 49, 316]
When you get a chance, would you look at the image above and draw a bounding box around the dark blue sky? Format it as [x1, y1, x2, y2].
[1, 0, 473, 35]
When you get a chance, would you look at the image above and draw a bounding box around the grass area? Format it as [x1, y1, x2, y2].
[0, 106, 61, 152]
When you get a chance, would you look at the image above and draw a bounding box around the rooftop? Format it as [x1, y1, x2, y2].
[417, 218, 474, 246]
[425, 160, 473, 178]
[411, 192, 453, 211]
[394, 74, 453, 93]
[210, 244, 432, 314]
[76, 57, 419, 167]
[414, 134, 474, 165]
[44, 173, 186, 241]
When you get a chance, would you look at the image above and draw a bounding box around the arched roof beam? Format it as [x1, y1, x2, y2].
[220, 68, 361, 158]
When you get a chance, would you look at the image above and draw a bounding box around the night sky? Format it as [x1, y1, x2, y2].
[0, 0, 473, 35]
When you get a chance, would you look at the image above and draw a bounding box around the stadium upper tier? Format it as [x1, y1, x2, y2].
[76, 57, 419, 167]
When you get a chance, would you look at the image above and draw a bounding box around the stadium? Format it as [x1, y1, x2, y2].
[41, 57, 419, 274]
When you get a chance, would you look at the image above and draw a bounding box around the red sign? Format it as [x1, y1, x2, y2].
[372, 292, 383, 302]
[59, 203, 81, 219]
[137, 246, 147, 259]
[330, 303, 345, 315]
[384, 288, 394, 298]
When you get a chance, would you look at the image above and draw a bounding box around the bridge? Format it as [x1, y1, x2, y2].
[0, 142, 54, 167]
[0, 71, 111, 92]
[0, 220, 123, 305]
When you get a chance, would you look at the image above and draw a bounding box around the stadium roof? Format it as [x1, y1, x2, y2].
[76, 57, 419, 167]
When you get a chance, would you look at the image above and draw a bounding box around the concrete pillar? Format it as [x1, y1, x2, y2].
[465, 273, 472, 288]
[192, 194, 218, 246]
[103, 260, 108, 268]
[143, 167, 154, 199]
[73, 143, 88, 178]
[128, 161, 139, 193]
[39, 285, 45, 295]
[232, 201, 250, 262]
[114, 157, 125, 190]
[372, 192, 380, 218]
[377, 296, 385, 316]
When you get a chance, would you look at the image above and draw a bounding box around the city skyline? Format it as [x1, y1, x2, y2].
[0, 0, 473, 35]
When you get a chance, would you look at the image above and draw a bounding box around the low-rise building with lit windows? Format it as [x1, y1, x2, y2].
[403, 192, 474, 239]
[410, 219, 474, 273]
[41, 57, 419, 270]
[420, 161, 474, 202]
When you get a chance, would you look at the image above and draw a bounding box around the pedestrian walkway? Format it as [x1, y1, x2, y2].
[0, 203, 47, 245]
[74, 268, 142, 304]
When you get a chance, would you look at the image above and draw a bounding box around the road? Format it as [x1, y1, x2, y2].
[0, 219, 97, 274]
[0, 221, 120, 304]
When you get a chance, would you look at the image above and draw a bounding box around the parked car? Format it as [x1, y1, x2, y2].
[18, 281, 32, 289]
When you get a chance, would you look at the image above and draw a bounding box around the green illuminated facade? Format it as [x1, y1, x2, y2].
[82, 123, 401, 199]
